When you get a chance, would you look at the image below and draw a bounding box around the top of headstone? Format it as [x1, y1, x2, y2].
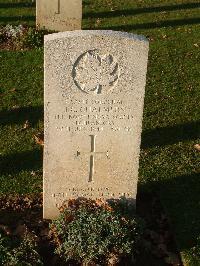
[44, 30, 149, 43]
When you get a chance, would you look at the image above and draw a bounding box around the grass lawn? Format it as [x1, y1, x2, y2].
[0, 0, 35, 26]
[0, 0, 200, 265]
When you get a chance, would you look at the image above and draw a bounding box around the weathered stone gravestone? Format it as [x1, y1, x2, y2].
[36, 0, 82, 31]
[44, 30, 149, 219]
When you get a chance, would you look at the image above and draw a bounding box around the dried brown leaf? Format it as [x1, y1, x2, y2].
[11, 105, 20, 110]
[95, 18, 101, 27]
[0, 225, 12, 235]
[31, 171, 36, 176]
[34, 133, 44, 146]
[23, 120, 29, 129]
[194, 144, 200, 151]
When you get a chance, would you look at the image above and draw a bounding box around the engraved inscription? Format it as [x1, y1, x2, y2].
[54, 98, 134, 133]
[77, 135, 109, 182]
[72, 50, 120, 95]
[52, 188, 132, 207]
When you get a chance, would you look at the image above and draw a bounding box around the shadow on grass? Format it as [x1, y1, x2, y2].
[0, 106, 43, 126]
[0, 16, 35, 23]
[141, 120, 200, 148]
[84, 2, 200, 19]
[138, 171, 200, 252]
[0, 2, 35, 8]
[91, 17, 200, 31]
[0, 149, 42, 175]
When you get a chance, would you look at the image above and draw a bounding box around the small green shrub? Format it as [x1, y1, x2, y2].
[19, 27, 47, 49]
[50, 198, 143, 265]
[0, 231, 43, 266]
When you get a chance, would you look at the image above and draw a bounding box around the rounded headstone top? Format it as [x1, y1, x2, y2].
[44, 30, 149, 43]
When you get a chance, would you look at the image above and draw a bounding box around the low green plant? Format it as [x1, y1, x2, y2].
[50, 198, 143, 265]
[19, 27, 47, 49]
[0, 231, 43, 266]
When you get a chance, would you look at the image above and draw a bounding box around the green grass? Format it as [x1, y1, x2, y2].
[0, 0, 200, 265]
[0, 50, 43, 193]
[0, 0, 35, 26]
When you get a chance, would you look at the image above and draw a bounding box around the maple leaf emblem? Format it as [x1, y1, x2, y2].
[73, 50, 120, 94]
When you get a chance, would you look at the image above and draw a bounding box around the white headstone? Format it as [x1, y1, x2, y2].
[36, 0, 82, 31]
[44, 30, 149, 219]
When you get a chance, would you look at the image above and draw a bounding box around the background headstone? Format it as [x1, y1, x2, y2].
[44, 30, 149, 219]
[36, 0, 82, 31]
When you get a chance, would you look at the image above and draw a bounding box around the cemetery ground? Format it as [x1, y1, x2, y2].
[0, 0, 199, 265]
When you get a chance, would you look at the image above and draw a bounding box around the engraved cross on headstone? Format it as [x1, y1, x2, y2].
[77, 135, 109, 182]
[55, 0, 61, 14]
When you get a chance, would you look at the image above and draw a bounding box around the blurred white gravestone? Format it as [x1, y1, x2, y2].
[36, 0, 82, 31]
[43, 30, 149, 219]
